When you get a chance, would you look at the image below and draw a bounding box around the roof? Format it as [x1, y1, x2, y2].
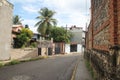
[69, 25, 83, 30]
[13, 25, 23, 28]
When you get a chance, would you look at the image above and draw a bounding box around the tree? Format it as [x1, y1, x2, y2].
[13, 28, 33, 48]
[50, 27, 72, 43]
[35, 7, 57, 36]
[25, 24, 29, 28]
[13, 15, 23, 25]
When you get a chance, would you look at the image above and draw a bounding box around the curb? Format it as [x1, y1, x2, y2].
[0, 56, 48, 68]
[71, 58, 80, 80]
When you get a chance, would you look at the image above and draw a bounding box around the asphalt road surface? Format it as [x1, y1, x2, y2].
[0, 54, 80, 80]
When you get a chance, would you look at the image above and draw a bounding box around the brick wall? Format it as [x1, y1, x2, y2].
[117, 0, 120, 45]
[85, 0, 120, 79]
[86, 0, 120, 51]
[86, 21, 93, 50]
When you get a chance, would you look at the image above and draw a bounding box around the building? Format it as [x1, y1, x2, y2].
[31, 33, 40, 41]
[0, 0, 13, 60]
[12, 25, 23, 38]
[85, 0, 120, 79]
[65, 25, 83, 53]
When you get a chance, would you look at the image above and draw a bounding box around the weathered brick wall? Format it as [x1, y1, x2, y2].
[85, 0, 120, 79]
[117, 0, 120, 45]
[85, 31, 89, 49]
[93, 26, 110, 50]
[0, 0, 13, 60]
[91, 0, 110, 51]
[87, 22, 93, 49]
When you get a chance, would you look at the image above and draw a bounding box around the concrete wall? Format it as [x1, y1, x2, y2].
[65, 44, 82, 53]
[70, 28, 83, 44]
[77, 44, 82, 53]
[11, 48, 38, 60]
[65, 44, 70, 54]
[0, 0, 13, 60]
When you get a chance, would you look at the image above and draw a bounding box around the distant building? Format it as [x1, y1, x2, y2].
[12, 25, 23, 38]
[69, 25, 83, 44]
[31, 33, 40, 41]
[0, 0, 13, 60]
[65, 25, 83, 53]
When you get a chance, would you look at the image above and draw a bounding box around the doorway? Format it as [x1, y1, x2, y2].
[70, 44, 77, 52]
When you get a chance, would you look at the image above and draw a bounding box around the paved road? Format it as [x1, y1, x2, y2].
[0, 54, 80, 80]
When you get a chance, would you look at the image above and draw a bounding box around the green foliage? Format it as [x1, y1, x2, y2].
[14, 28, 33, 48]
[50, 27, 72, 43]
[9, 60, 20, 65]
[5, 60, 20, 66]
[0, 63, 3, 67]
[85, 60, 96, 80]
[30, 42, 37, 48]
[0, 56, 48, 68]
[35, 7, 57, 36]
[13, 15, 23, 25]
[21, 28, 33, 38]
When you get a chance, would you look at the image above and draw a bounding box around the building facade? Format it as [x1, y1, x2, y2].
[0, 0, 13, 60]
[12, 25, 23, 38]
[65, 26, 83, 53]
[85, 0, 120, 79]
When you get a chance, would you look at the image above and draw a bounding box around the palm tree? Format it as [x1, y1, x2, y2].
[35, 7, 57, 36]
[13, 15, 23, 25]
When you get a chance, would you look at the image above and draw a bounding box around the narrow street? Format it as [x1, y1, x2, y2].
[0, 54, 80, 80]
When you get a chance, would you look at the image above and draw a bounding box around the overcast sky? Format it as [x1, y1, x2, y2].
[8, 0, 91, 33]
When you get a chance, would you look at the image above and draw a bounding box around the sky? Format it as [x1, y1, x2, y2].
[8, 0, 91, 33]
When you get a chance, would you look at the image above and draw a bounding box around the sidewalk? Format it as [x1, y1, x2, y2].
[75, 55, 92, 80]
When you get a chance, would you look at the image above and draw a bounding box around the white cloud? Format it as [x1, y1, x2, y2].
[22, 19, 38, 33]
[8, 0, 40, 4]
[22, 5, 38, 13]
[42, 0, 91, 28]
[9, 0, 91, 31]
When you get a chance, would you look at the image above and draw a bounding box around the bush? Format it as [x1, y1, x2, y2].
[0, 63, 3, 67]
[30, 42, 37, 48]
[13, 28, 33, 48]
[85, 60, 95, 80]
[5, 60, 20, 66]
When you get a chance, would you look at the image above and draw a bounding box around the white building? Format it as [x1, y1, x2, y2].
[65, 26, 83, 53]
[0, 0, 13, 60]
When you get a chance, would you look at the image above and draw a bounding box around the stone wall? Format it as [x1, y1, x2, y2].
[0, 0, 13, 60]
[84, 46, 120, 80]
[93, 25, 110, 50]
